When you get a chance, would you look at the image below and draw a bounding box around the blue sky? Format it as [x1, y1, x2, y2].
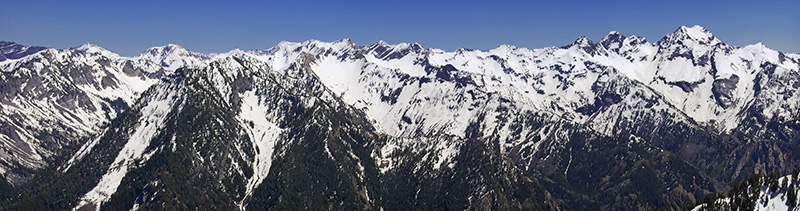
[1, 0, 798, 56]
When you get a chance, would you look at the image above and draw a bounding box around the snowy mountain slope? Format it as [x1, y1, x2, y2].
[5, 57, 263, 210]
[693, 170, 800, 211]
[232, 26, 798, 147]
[0, 45, 156, 186]
[232, 26, 798, 209]
[74, 67, 187, 209]
[132, 44, 213, 75]
[229, 28, 795, 209]
[2, 46, 559, 210]
[241, 27, 797, 181]
[0, 42, 246, 187]
[0, 25, 798, 210]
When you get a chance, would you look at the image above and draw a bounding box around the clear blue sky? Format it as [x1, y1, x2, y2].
[2, 0, 798, 56]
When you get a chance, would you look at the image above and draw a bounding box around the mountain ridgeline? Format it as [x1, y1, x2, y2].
[0, 26, 798, 210]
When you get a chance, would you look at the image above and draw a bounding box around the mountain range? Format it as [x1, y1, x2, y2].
[0, 25, 798, 210]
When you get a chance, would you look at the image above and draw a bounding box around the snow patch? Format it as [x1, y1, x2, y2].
[239, 90, 283, 200]
[75, 84, 184, 210]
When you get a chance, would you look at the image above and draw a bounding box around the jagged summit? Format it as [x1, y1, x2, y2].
[566, 36, 599, 53]
[1, 25, 799, 210]
[70, 42, 118, 57]
[366, 40, 424, 50]
[71, 42, 102, 51]
[572, 36, 594, 47]
[74, 42, 101, 49]
[222, 48, 248, 57]
[601, 31, 624, 41]
[393, 42, 425, 53]
[678, 25, 713, 38]
[270, 39, 357, 53]
[599, 31, 626, 50]
[333, 38, 354, 44]
[16, 24, 748, 63]
[0, 41, 45, 51]
[131, 43, 211, 72]
[138, 43, 192, 57]
[163, 43, 188, 51]
[660, 25, 722, 46]
[0, 41, 46, 61]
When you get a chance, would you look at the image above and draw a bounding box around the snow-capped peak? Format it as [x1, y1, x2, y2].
[138, 44, 192, 58]
[367, 41, 423, 50]
[221, 48, 248, 57]
[334, 38, 354, 44]
[572, 36, 594, 47]
[625, 35, 647, 45]
[72, 42, 101, 50]
[493, 44, 517, 53]
[163, 43, 188, 52]
[599, 31, 626, 50]
[679, 25, 712, 38]
[331, 38, 358, 50]
[660, 25, 721, 46]
[568, 36, 598, 54]
[275, 40, 295, 48]
[601, 31, 624, 41]
[134, 43, 210, 72]
[275, 39, 357, 53]
[71, 42, 119, 57]
[0, 41, 47, 62]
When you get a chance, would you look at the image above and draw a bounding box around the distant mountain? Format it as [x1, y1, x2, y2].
[0, 25, 798, 210]
[0, 41, 46, 62]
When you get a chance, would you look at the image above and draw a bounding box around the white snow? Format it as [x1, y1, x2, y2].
[258, 30, 799, 145]
[694, 175, 799, 211]
[72, 42, 121, 59]
[363, 42, 428, 77]
[311, 56, 365, 98]
[432, 137, 459, 170]
[74, 83, 184, 210]
[238, 90, 283, 199]
[62, 128, 107, 172]
[2, 26, 798, 206]
[753, 175, 800, 211]
[682, 25, 721, 45]
[134, 44, 210, 73]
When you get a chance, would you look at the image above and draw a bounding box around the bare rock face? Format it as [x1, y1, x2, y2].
[712, 74, 739, 109]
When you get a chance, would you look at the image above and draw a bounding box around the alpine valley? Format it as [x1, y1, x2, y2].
[0, 25, 798, 210]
